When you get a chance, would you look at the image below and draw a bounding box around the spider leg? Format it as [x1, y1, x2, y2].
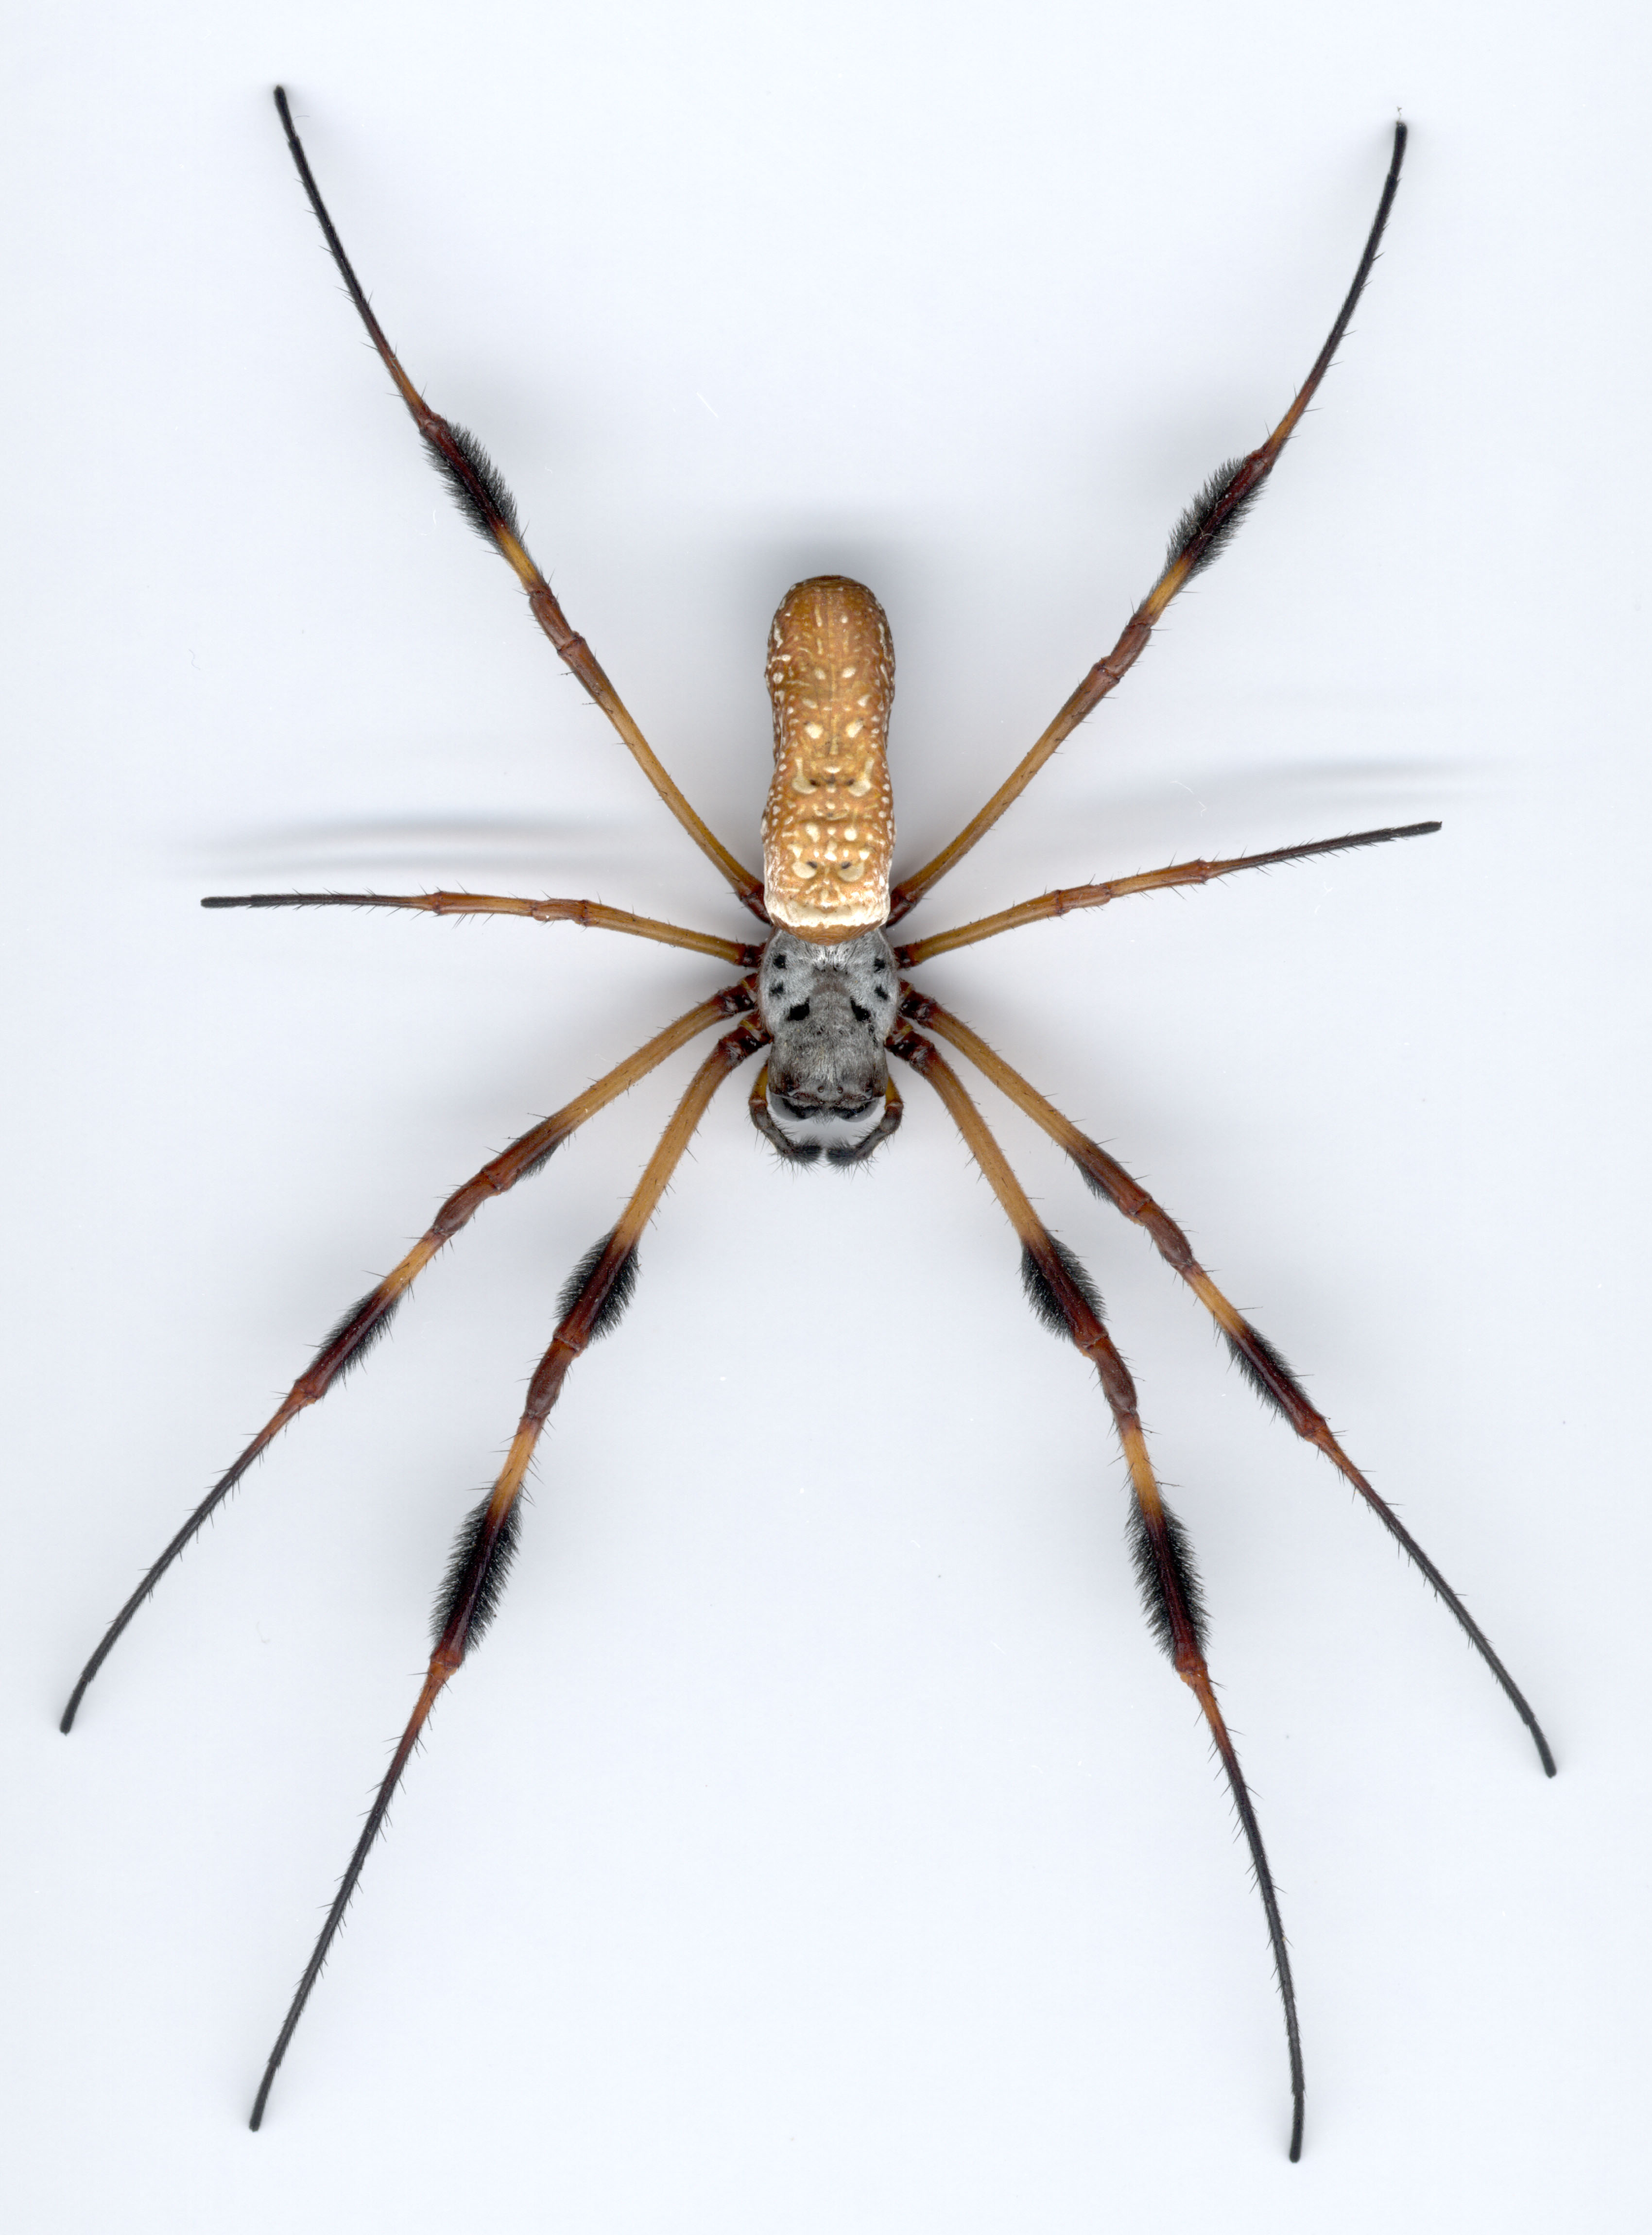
[889, 1017, 1306, 2160]
[202, 890, 762, 966]
[272, 87, 766, 922]
[886, 123, 1408, 926]
[60, 978, 758, 1733]
[248, 1010, 768, 2129]
[902, 987, 1557, 1777]
[895, 822, 1439, 965]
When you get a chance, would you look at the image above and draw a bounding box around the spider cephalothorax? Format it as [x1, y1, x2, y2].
[753, 921, 901, 1165]
[61, 93, 1553, 2156]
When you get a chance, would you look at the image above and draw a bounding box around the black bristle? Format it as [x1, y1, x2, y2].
[515, 1135, 563, 1185]
[431, 1495, 521, 1652]
[1226, 1324, 1305, 1418]
[824, 1105, 902, 1168]
[555, 1229, 640, 1339]
[425, 420, 522, 545]
[1126, 1496, 1209, 1660]
[316, 1289, 400, 1379]
[1164, 455, 1262, 582]
[1070, 1155, 1114, 1204]
[773, 1135, 823, 1165]
[1019, 1236, 1105, 1337]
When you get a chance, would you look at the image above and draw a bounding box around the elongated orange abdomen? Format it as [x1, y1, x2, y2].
[760, 577, 895, 941]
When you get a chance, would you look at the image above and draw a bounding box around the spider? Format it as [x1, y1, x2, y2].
[61, 91, 1553, 2157]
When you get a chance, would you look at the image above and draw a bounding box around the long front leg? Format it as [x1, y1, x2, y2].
[895, 822, 1439, 965]
[60, 979, 758, 1732]
[273, 88, 766, 920]
[889, 1020, 1306, 2161]
[902, 987, 1557, 1777]
[249, 1011, 768, 2128]
[886, 123, 1408, 926]
[203, 888, 762, 966]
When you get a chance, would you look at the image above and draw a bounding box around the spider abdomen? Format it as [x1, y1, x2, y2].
[760, 576, 895, 940]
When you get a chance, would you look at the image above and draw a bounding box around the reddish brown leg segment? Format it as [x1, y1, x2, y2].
[203, 890, 763, 967]
[902, 986, 1556, 1777]
[273, 87, 766, 921]
[889, 1019, 1306, 2160]
[895, 823, 1439, 966]
[59, 979, 758, 1733]
[249, 1012, 768, 2128]
[886, 124, 1408, 925]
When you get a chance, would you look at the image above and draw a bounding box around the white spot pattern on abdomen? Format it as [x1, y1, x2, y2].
[760, 577, 895, 940]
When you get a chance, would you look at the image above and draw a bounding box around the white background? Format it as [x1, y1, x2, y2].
[5, 2, 1648, 2228]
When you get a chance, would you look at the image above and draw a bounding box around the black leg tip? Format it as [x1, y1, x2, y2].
[250, 2060, 278, 2131]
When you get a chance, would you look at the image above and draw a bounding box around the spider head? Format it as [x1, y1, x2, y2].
[755, 929, 899, 1165]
